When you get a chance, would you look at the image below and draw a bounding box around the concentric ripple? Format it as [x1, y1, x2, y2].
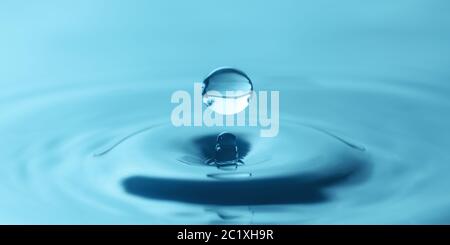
[1, 74, 450, 224]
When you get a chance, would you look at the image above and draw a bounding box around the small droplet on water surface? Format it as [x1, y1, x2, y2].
[208, 132, 244, 169]
[215, 132, 239, 164]
[202, 67, 253, 115]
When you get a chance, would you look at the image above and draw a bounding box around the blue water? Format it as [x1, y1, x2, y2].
[1, 0, 450, 224]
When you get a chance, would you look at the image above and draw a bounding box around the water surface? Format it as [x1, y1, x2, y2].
[1, 0, 450, 224]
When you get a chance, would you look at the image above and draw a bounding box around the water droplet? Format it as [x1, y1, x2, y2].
[212, 132, 245, 170]
[215, 132, 238, 163]
[202, 67, 253, 115]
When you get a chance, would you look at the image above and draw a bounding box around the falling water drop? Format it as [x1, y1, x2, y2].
[202, 67, 253, 115]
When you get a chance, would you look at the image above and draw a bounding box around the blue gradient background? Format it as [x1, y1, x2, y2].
[1, 1, 450, 224]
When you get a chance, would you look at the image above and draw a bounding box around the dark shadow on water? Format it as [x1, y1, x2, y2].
[176, 133, 251, 161]
[122, 155, 372, 205]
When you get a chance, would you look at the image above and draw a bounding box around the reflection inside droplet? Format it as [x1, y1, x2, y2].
[202, 67, 253, 115]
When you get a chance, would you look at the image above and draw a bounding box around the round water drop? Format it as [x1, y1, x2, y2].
[202, 67, 253, 115]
